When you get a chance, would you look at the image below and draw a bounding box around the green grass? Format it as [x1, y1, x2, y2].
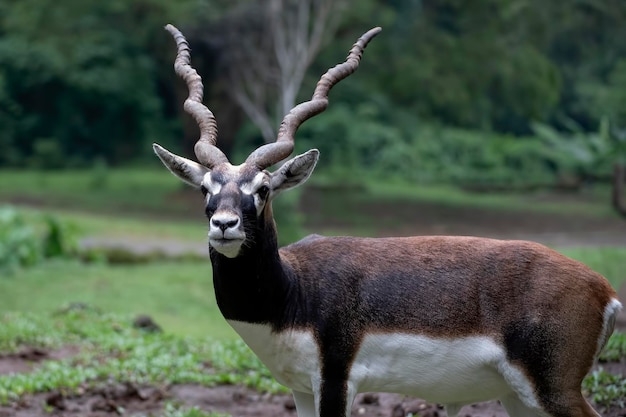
[16, 206, 204, 241]
[600, 332, 626, 362]
[0, 310, 284, 406]
[584, 369, 626, 411]
[0, 260, 236, 340]
[561, 247, 626, 289]
[0, 168, 196, 217]
[589, 332, 626, 411]
[313, 174, 617, 218]
[1, 168, 619, 221]
[160, 404, 229, 417]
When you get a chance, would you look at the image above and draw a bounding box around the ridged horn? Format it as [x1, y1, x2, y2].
[165, 24, 229, 168]
[245, 27, 382, 170]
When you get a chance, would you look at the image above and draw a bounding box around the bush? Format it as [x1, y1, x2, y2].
[298, 104, 568, 190]
[296, 99, 626, 191]
[42, 214, 79, 259]
[0, 207, 80, 272]
[0, 208, 41, 271]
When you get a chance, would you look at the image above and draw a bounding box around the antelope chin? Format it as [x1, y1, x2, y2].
[209, 238, 244, 258]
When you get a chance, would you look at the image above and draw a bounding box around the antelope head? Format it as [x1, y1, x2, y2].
[154, 25, 380, 258]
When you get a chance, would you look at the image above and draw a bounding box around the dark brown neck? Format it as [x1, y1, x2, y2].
[210, 204, 296, 326]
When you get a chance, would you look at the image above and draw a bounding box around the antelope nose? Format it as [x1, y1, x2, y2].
[211, 215, 240, 232]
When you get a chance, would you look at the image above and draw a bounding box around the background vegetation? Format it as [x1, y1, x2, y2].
[0, 0, 624, 191]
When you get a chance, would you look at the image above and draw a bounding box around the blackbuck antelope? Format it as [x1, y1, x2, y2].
[154, 25, 621, 417]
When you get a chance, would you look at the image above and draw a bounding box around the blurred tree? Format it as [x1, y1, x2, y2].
[0, 0, 213, 167]
[191, 0, 347, 147]
[2, 0, 625, 186]
[613, 163, 626, 218]
[609, 121, 626, 218]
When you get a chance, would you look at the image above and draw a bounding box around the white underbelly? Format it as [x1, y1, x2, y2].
[226, 321, 535, 407]
[349, 333, 514, 404]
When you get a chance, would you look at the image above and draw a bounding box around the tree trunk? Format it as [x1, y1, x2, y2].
[612, 162, 626, 218]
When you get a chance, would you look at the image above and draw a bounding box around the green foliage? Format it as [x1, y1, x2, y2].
[161, 403, 229, 417]
[0, 206, 80, 271]
[1, 0, 624, 176]
[293, 0, 626, 188]
[300, 95, 626, 190]
[42, 214, 79, 258]
[583, 368, 626, 410]
[0, 0, 203, 168]
[300, 106, 569, 189]
[0, 258, 235, 339]
[0, 207, 41, 271]
[598, 332, 626, 363]
[532, 117, 624, 182]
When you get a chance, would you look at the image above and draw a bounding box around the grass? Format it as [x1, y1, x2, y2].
[561, 247, 626, 289]
[0, 259, 236, 340]
[2, 204, 625, 341]
[313, 173, 617, 218]
[1, 168, 620, 221]
[600, 332, 626, 362]
[0, 168, 187, 216]
[584, 369, 626, 410]
[0, 309, 285, 405]
[16, 206, 204, 242]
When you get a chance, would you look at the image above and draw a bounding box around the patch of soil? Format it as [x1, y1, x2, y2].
[0, 346, 80, 375]
[1, 380, 624, 417]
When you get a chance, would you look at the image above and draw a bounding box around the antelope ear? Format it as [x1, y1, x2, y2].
[153, 143, 209, 187]
[269, 149, 319, 195]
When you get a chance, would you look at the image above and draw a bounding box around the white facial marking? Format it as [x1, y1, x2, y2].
[239, 172, 271, 215]
[239, 172, 268, 195]
[201, 172, 222, 197]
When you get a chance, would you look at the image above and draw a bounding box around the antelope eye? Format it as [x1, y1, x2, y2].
[257, 185, 270, 200]
[200, 185, 209, 196]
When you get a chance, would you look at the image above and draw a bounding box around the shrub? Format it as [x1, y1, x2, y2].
[0, 207, 80, 272]
[296, 100, 626, 191]
[0, 207, 41, 271]
[42, 214, 79, 259]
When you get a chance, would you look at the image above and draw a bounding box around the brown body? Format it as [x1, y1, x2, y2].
[154, 25, 621, 417]
[279, 236, 617, 415]
[282, 235, 615, 339]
